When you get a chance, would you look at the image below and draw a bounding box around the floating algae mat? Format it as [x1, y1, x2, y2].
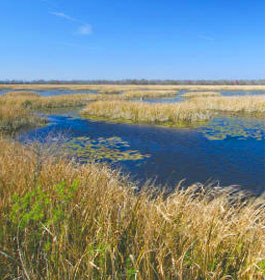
[65, 136, 150, 163]
[200, 117, 265, 140]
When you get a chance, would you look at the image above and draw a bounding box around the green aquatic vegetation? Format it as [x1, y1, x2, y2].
[200, 117, 265, 140]
[65, 136, 150, 163]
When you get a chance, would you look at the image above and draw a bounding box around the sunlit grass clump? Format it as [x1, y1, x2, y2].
[82, 100, 212, 127]
[1, 93, 96, 109]
[0, 138, 264, 279]
[190, 96, 265, 114]
[0, 103, 44, 132]
[0, 92, 123, 132]
[183, 91, 221, 98]
[1, 91, 122, 110]
[0, 92, 100, 132]
[122, 90, 178, 99]
[3, 90, 40, 97]
[1, 83, 265, 92]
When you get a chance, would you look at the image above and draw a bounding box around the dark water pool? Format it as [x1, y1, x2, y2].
[19, 110, 265, 194]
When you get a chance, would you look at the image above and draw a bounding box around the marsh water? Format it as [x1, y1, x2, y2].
[144, 90, 265, 104]
[19, 104, 265, 194]
[4, 88, 262, 193]
[0, 89, 98, 96]
[1, 88, 265, 98]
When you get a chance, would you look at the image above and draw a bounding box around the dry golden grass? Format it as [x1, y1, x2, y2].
[82, 100, 212, 126]
[1, 84, 265, 92]
[0, 138, 264, 279]
[0, 92, 99, 132]
[190, 96, 265, 114]
[3, 90, 40, 97]
[1, 94, 95, 108]
[183, 91, 221, 98]
[122, 90, 178, 99]
[0, 91, 125, 132]
[0, 91, 121, 110]
[0, 103, 44, 132]
[82, 96, 265, 127]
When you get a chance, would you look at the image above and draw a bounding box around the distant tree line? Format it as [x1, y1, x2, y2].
[0, 79, 265, 85]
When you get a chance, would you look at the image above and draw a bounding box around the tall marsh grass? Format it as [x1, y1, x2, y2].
[183, 91, 221, 98]
[3, 90, 40, 97]
[1, 93, 96, 109]
[190, 96, 265, 114]
[1, 91, 123, 110]
[82, 100, 212, 126]
[0, 92, 102, 132]
[0, 138, 264, 279]
[122, 90, 178, 99]
[0, 91, 125, 132]
[82, 96, 265, 127]
[0, 103, 43, 132]
[1, 83, 265, 92]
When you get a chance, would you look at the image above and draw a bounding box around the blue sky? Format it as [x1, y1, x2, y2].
[0, 0, 264, 80]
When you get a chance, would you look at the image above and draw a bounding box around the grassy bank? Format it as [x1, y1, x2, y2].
[190, 96, 265, 114]
[0, 103, 44, 133]
[1, 84, 265, 92]
[82, 100, 212, 127]
[122, 90, 178, 99]
[1, 92, 98, 109]
[0, 92, 100, 133]
[0, 91, 125, 133]
[183, 91, 221, 98]
[0, 138, 264, 279]
[3, 90, 40, 97]
[82, 96, 265, 128]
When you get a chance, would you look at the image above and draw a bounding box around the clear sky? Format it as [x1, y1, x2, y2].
[0, 0, 264, 80]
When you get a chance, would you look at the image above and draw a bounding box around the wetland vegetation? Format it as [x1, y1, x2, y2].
[0, 84, 265, 279]
[81, 96, 265, 127]
[1, 83, 265, 92]
[122, 89, 178, 99]
[0, 138, 264, 279]
[182, 91, 221, 98]
[82, 100, 212, 127]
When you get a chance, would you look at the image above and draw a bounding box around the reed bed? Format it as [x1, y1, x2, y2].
[183, 91, 221, 98]
[82, 96, 265, 127]
[0, 92, 121, 110]
[0, 138, 264, 279]
[0, 92, 124, 132]
[27, 94, 98, 109]
[0, 103, 43, 132]
[0, 93, 99, 132]
[1, 84, 265, 92]
[3, 90, 40, 97]
[82, 100, 212, 126]
[190, 96, 265, 114]
[122, 90, 178, 99]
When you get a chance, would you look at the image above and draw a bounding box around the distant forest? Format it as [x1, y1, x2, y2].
[1, 79, 265, 85]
